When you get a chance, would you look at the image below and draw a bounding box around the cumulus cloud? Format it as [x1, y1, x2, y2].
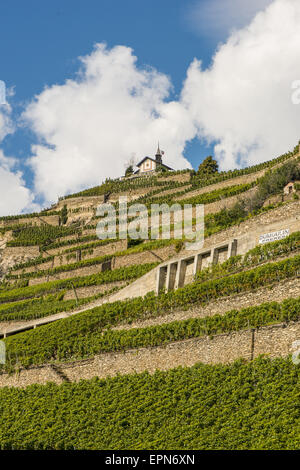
[0, 104, 36, 216]
[0, 104, 14, 141]
[185, 0, 273, 38]
[20, 0, 300, 205]
[23, 44, 194, 203]
[181, 0, 300, 170]
[0, 150, 37, 216]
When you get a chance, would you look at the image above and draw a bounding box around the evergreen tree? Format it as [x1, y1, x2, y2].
[197, 156, 219, 177]
[125, 165, 134, 177]
[61, 205, 68, 225]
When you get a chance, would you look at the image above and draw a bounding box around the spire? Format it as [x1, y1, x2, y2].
[156, 142, 161, 156]
[155, 142, 162, 164]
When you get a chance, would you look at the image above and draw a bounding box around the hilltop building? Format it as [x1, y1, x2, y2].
[134, 144, 173, 175]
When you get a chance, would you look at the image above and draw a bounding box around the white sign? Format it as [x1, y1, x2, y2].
[259, 229, 289, 245]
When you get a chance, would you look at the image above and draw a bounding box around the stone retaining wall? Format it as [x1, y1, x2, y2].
[202, 199, 300, 255]
[177, 173, 262, 201]
[113, 245, 177, 269]
[3, 246, 40, 258]
[158, 173, 191, 183]
[0, 215, 60, 228]
[14, 240, 128, 274]
[63, 280, 127, 300]
[27, 245, 175, 286]
[0, 321, 298, 388]
[28, 263, 106, 285]
[115, 277, 300, 331]
[42, 238, 127, 257]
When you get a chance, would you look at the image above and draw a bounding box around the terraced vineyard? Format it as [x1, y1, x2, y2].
[0, 143, 299, 450]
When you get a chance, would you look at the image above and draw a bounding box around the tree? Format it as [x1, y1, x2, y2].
[60, 205, 68, 225]
[124, 155, 136, 177]
[125, 165, 134, 177]
[197, 156, 219, 177]
[156, 163, 168, 173]
[250, 160, 300, 210]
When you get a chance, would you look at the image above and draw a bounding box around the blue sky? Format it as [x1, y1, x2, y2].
[1, 0, 215, 172]
[0, 0, 299, 215]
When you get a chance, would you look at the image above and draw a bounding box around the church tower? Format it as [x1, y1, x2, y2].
[155, 143, 162, 165]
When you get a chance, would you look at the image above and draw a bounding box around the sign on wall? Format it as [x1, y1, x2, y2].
[259, 229, 290, 244]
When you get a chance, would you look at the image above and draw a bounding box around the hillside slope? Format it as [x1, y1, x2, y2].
[0, 143, 299, 450]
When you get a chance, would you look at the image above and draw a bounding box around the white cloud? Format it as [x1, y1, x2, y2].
[181, 0, 300, 170]
[0, 104, 36, 216]
[23, 44, 194, 204]
[0, 104, 14, 141]
[20, 0, 300, 206]
[0, 150, 37, 216]
[185, 0, 273, 38]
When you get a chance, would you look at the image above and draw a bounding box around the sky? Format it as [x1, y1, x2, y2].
[0, 0, 300, 215]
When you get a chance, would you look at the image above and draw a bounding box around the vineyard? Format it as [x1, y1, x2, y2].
[0, 141, 299, 450]
[0, 357, 298, 450]
[0, 263, 157, 305]
[1, 253, 300, 368]
[7, 225, 80, 247]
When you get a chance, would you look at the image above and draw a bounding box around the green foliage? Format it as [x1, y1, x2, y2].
[143, 182, 253, 208]
[2, 254, 300, 368]
[7, 225, 79, 248]
[251, 160, 300, 209]
[0, 295, 82, 322]
[197, 156, 219, 177]
[42, 234, 100, 251]
[39, 296, 300, 358]
[191, 148, 298, 188]
[179, 182, 252, 207]
[11, 255, 54, 272]
[0, 263, 157, 305]
[133, 180, 192, 205]
[125, 165, 134, 177]
[10, 238, 118, 273]
[196, 231, 300, 282]
[3, 231, 299, 312]
[62, 146, 298, 200]
[205, 201, 248, 234]
[7, 253, 112, 280]
[156, 163, 168, 173]
[0, 210, 60, 222]
[0, 357, 298, 449]
[60, 205, 68, 225]
[8, 239, 174, 281]
[63, 175, 166, 199]
[0, 287, 122, 323]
